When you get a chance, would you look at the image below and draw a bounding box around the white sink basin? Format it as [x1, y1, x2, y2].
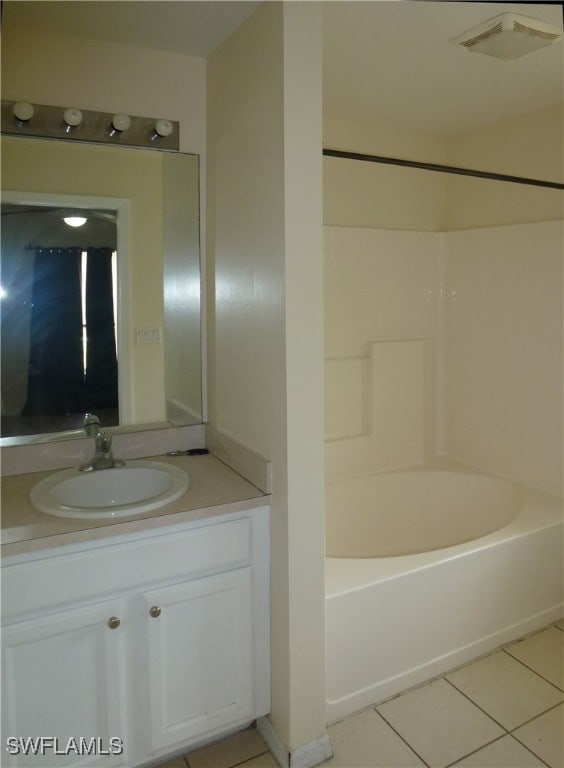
[30, 460, 190, 519]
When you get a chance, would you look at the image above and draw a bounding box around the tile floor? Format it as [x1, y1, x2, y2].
[159, 621, 564, 768]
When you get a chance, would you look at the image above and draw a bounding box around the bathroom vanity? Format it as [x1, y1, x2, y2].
[1, 454, 270, 767]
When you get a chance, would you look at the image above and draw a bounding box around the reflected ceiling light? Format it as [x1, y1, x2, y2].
[13, 101, 34, 122]
[455, 12, 563, 61]
[64, 216, 88, 228]
[63, 107, 83, 132]
[109, 112, 131, 136]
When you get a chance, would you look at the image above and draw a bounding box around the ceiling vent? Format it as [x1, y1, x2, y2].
[455, 12, 562, 61]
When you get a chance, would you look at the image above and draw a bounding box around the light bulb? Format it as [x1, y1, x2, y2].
[154, 119, 173, 138]
[111, 113, 131, 133]
[13, 101, 34, 122]
[63, 107, 83, 128]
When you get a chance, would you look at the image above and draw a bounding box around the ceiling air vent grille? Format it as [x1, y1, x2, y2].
[455, 13, 563, 61]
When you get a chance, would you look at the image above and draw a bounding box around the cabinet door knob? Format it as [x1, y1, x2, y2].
[107, 616, 121, 629]
[149, 606, 161, 618]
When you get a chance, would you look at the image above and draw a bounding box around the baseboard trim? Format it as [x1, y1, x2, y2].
[257, 717, 333, 768]
[257, 717, 288, 768]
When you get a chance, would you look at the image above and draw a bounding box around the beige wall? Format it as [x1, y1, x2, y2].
[445, 105, 564, 229]
[323, 117, 448, 231]
[207, 2, 327, 757]
[446, 105, 564, 183]
[323, 106, 563, 231]
[1, 23, 205, 154]
[282, 4, 326, 754]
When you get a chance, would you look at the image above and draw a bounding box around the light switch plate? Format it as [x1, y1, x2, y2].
[135, 327, 161, 344]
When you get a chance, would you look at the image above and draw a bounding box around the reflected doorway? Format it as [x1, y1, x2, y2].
[1, 203, 118, 436]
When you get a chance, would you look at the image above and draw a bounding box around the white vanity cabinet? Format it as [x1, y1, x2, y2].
[2, 597, 127, 767]
[2, 505, 270, 768]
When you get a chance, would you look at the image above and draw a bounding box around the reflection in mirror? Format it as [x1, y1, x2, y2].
[1, 202, 119, 436]
[0, 136, 202, 444]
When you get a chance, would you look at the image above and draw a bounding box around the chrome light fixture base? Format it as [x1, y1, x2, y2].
[1, 100, 179, 151]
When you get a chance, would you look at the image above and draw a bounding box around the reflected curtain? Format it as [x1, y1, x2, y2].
[84, 247, 118, 410]
[23, 247, 84, 415]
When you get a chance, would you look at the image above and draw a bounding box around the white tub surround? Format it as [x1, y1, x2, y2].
[324, 226, 440, 482]
[326, 480, 563, 723]
[324, 221, 563, 496]
[323, 219, 563, 723]
[445, 220, 563, 498]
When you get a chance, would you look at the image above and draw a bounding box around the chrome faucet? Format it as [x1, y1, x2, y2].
[81, 415, 124, 472]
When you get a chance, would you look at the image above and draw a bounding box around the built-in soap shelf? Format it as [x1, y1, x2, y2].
[325, 338, 435, 482]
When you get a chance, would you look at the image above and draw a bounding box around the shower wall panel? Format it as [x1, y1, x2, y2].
[445, 220, 563, 497]
[324, 226, 440, 482]
[324, 221, 563, 497]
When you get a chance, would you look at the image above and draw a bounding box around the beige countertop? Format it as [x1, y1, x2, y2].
[1, 453, 267, 558]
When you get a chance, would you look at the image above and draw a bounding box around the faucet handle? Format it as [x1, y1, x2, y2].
[83, 413, 100, 437]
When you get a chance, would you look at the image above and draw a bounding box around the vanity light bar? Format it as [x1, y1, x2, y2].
[1, 100, 179, 151]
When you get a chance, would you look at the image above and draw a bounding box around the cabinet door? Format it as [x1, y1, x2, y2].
[2, 599, 127, 767]
[142, 568, 254, 751]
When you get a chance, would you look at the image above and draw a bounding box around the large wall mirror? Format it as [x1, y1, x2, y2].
[1, 135, 202, 444]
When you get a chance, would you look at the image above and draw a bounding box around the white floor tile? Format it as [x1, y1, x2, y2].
[326, 709, 425, 767]
[513, 704, 564, 768]
[446, 650, 563, 729]
[505, 628, 564, 690]
[239, 754, 278, 767]
[186, 728, 268, 768]
[451, 735, 547, 767]
[180, 624, 563, 768]
[376, 679, 504, 768]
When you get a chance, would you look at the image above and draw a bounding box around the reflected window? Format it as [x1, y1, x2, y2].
[80, 248, 118, 375]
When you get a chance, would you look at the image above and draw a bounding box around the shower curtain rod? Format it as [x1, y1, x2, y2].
[323, 148, 564, 190]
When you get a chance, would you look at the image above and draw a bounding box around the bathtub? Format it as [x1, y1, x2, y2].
[325, 465, 564, 723]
